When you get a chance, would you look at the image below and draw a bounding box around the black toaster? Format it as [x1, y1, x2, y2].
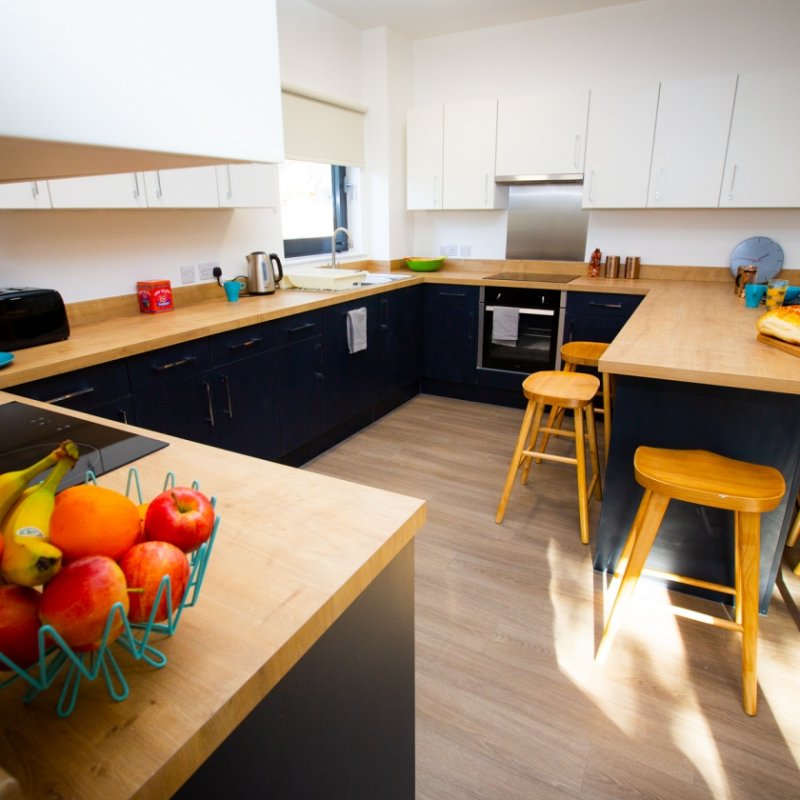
[0, 288, 70, 351]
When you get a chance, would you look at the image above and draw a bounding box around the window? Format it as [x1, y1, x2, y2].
[279, 160, 351, 259]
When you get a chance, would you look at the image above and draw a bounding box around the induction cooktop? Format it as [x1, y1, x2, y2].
[0, 402, 168, 490]
[483, 272, 580, 283]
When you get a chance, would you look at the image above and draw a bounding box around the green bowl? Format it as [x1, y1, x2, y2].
[406, 257, 444, 272]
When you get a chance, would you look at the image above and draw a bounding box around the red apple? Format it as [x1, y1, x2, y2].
[39, 556, 130, 652]
[0, 585, 42, 670]
[144, 487, 214, 553]
[119, 541, 190, 623]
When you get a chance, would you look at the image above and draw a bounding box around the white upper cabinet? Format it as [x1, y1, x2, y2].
[0, 1, 284, 183]
[0, 181, 51, 209]
[407, 107, 444, 210]
[48, 173, 147, 209]
[216, 164, 280, 208]
[443, 99, 505, 210]
[648, 74, 737, 208]
[720, 68, 800, 208]
[583, 81, 660, 208]
[495, 88, 590, 178]
[143, 168, 220, 208]
[407, 100, 505, 211]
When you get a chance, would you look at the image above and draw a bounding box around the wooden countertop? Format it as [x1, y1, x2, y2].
[600, 281, 800, 395]
[1, 264, 799, 395]
[0, 395, 426, 799]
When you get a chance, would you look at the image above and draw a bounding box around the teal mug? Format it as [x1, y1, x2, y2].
[744, 283, 766, 309]
[224, 280, 246, 302]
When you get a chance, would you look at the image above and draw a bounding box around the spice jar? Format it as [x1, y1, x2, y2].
[604, 256, 620, 279]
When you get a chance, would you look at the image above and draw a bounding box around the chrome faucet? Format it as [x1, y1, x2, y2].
[331, 227, 351, 269]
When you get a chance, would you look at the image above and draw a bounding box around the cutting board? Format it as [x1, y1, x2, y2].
[757, 333, 800, 358]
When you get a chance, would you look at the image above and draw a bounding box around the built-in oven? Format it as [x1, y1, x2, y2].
[478, 285, 566, 376]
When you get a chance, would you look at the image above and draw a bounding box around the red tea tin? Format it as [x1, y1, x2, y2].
[137, 280, 174, 314]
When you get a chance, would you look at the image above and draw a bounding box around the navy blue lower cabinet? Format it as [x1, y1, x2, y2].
[213, 352, 282, 461]
[423, 284, 479, 384]
[323, 296, 381, 430]
[564, 291, 644, 344]
[595, 376, 800, 614]
[380, 285, 423, 400]
[274, 312, 326, 458]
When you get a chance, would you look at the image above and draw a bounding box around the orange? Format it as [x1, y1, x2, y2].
[50, 484, 141, 562]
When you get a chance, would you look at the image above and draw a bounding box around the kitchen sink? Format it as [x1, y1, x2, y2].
[359, 274, 414, 285]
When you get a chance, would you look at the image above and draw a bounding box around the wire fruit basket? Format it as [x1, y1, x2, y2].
[0, 467, 219, 718]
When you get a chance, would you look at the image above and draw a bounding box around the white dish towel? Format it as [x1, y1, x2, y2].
[346, 307, 368, 354]
[491, 307, 520, 347]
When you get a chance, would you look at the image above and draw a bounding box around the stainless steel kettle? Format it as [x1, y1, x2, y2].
[246, 251, 283, 295]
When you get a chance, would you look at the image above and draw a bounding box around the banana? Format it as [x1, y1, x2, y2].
[0, 441, 79, 587]
[0, 440, 76, 522]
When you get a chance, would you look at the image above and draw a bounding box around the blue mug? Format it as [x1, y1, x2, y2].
[224, 280, 245, 302]
[744, 283, 766, 309]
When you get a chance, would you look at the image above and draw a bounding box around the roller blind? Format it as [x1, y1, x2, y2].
[281, 86, 366, 167]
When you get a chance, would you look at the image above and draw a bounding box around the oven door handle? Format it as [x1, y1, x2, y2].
[485, 305, 555, 317]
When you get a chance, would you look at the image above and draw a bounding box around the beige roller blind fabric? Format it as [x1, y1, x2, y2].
[281, 87, 366, 167]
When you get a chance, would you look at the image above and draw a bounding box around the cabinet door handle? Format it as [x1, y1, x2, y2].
[31, 181, 40, 198]
[153, 355, 198, 373]
[155, 170, 163, 199]
[222, 374, 233, 418]
[728, 163, 738, 201]
[43, 385, 95, 404]
[574, 134, 582, 170]
[286, 322, 316, 335]
[132, 173, 141, 200]
[440, 291, 466, 298]
[203, 381, 215, 427]
[589, 301, 623, 309]
[228, 336, 262, 351]
[225, 165, 233, 200]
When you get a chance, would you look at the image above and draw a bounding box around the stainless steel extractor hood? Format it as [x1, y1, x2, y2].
[505, 181, 589, 262]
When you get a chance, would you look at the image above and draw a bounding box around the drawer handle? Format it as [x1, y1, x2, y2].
[440, 292, 466, 298]
[589, 302, 623, 309]
[286, 322, 316, 335]
[44, 386, 96, 404]
[153, 355, 198, 373]
[228, 336, 263, 351]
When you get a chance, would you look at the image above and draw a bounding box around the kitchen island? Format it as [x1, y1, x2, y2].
[0, 393, 426, 799]
[596, 282, 800, 612]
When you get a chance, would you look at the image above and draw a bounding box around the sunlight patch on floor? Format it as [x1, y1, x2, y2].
[547, 539, 734, 799]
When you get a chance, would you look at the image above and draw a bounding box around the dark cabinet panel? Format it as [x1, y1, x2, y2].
[380, 286, 423, 398]
[323, 297, 381, 429]
[423, 285, 479, 384]
[564, 292, 644, 344]
[127, 339, 212, 391]
[275, 311, 326, 456]
[8, 359, 133, 422]
[213, 352, 282, 461]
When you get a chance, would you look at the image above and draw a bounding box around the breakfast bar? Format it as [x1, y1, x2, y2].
[596, 281, 800, 612]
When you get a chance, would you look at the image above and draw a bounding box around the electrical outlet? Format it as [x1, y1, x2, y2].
[198, 261, 220, 281]
[459, 244, 472, 257]
[440, 244, 457, 257]
[180, 265, 196, 284]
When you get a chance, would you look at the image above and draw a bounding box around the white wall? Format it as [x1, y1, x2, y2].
[409, 0, 800, 268]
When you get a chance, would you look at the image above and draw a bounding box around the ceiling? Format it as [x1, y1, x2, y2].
[304, 0, 646, 39]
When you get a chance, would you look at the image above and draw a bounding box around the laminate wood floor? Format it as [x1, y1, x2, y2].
[306, 395, 800, 800]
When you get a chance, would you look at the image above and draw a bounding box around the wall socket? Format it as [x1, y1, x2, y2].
[180, 265, 196, 284]
[198, 261, 220, 281]
[440, 244, 457, 257]
[459, 244, 472, 257]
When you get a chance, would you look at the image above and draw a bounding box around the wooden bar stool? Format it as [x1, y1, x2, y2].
[596, 446, 785, 716]
[495, 371, 602, 545]
[539, 341, 612, 465]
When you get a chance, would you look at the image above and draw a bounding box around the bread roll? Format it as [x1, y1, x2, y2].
[757, 305, 800, 344]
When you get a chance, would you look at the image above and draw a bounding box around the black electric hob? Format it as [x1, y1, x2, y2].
[483, 272, 580, 283]
[0, 402, 168, 490]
